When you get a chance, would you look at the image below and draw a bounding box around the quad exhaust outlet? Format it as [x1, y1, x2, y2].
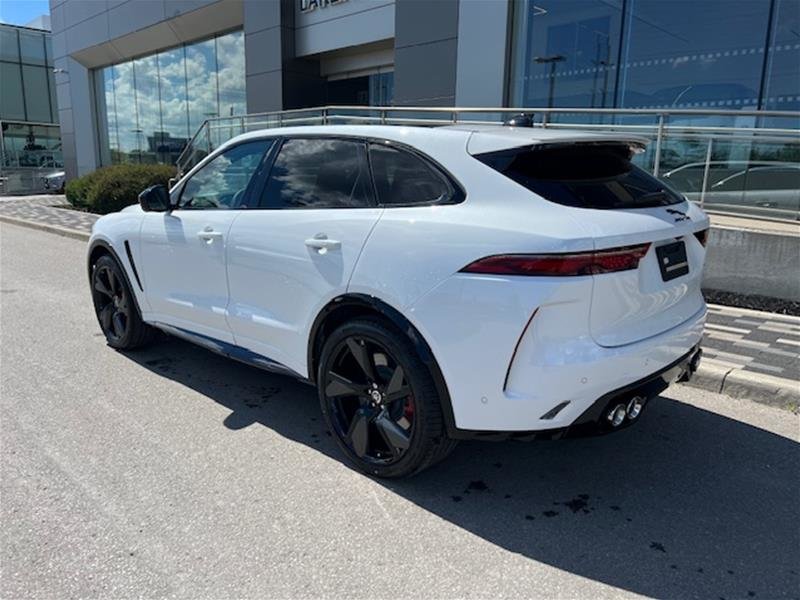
[606, 395, 646, 427]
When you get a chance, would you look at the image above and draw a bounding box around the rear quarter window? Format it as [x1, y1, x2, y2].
[476, 143, 684, 209]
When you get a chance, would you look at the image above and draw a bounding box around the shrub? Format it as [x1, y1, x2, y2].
[65, 169, 101, 209]
[66, 164, 177, 214]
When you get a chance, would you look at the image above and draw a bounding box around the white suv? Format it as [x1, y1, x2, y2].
[87, 125, 708, 477]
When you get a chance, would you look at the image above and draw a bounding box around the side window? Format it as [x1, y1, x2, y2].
[179, 140, 271, 210]
[260, 138, 373, 209]
[369, 143, 451, 206]
[745, 167, 800, 191]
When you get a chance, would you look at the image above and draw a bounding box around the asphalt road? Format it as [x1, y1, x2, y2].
[2, 223, 798, 600]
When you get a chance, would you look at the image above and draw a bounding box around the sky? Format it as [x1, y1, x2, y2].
[0, 0, 50, 27]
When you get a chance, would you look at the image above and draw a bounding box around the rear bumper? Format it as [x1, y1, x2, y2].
[409, 273, 706, 435]
[450, 344, 702, 441]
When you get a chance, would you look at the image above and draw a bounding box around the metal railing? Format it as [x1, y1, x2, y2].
[175, 106, 800, 221]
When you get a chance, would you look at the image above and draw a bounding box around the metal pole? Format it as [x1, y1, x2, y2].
[240, 116, 245, 134]
[653, 113, 665, 177]
[381, 109, 386, 125]
[699, 138, 714, 208]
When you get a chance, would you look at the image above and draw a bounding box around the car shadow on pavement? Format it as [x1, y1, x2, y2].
[126, 336, 799, 600]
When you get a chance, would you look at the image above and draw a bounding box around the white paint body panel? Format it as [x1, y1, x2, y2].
[225, 207, 383, 375]
[88, 124, 709, 432]
[139, 210, 240, 343]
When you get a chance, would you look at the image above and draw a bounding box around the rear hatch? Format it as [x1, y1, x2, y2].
[472, 131, 708, 347]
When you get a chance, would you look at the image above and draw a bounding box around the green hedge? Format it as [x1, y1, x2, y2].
[65, 164, 176, 214]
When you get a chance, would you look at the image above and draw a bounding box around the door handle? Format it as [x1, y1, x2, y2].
[197, 227, 223, 243]
[305, 235, 341, 254]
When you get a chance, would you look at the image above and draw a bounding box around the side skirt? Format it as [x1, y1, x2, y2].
[151, 322, 308, 381]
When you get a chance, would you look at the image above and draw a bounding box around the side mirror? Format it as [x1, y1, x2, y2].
[138, 185, 170, 212]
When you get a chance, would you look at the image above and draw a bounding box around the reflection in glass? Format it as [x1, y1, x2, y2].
[133, 55, 161, 164]
[508, 0, 795, 114]
[509, 1, 623, 109]
[113, 61, 140, 162]
[180, 140, 270, 209]
[186, 38, 219, 136]
[19, 30, 46, 66]
[1, 123, 62, 168]
[95, 30, 245, 165]
[101, 66, 120, 159]
[157, 46, 190, 165]
[0, 27, 19, 62]
[22, 65, 51, 122]
[0, 62, 26, 120]
[762, 0, 800, 112]
[216, 31, 246, 118]
[0, 26, 58, 124]
[263, 139, 373, 209]
[619, 0, 767, 110]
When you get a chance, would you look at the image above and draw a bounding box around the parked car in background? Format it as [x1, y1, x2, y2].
[42, 170, 66, 194]
[87, 125, 708, 477]
[662, 161, 800, 219]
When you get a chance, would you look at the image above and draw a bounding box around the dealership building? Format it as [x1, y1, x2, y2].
[48, 0, 798, 179]
[0, 19, 62, 194]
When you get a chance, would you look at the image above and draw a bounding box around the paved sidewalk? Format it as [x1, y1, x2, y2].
[1, 195, 797, 408]
[0, 195, 98, 234]
[703, 304, 800, 380]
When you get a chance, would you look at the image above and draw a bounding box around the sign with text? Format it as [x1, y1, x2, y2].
[300, 0, 348, 13]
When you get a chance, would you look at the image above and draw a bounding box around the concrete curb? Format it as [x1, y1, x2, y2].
[0, 215, 90, 242]
[684, 363, 799, 413]
[2, 213, 798, 412]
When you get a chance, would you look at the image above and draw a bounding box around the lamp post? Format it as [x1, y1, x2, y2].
[534, 55, 566, 109]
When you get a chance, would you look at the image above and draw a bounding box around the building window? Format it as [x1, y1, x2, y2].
[508, 0, 796, 113]
[762, 0, 800, 112]
[0, 25, 58, 124]
[96, 30, 245, 166]
[326, 71, 394, 107]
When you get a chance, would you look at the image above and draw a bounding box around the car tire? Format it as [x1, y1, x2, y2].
[318, 317, 457, 478]
[91, 254, 154, 350]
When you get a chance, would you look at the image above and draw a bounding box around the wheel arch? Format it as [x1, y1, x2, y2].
[87, 239, 145, 318]
[307, 294, 458, 436]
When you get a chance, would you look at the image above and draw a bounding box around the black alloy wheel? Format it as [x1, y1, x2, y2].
[93, 263, 130, 342]
[91, 254, 153, 349]
[325, 336, 416, 464]
[318, 318, 457, 478]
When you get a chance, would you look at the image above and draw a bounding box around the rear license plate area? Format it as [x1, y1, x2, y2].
[656, 241, 689, 282]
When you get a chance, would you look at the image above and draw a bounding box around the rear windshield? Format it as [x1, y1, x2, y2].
[475, 143, 683, 209]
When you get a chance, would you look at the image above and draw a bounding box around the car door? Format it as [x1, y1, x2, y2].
[139, 139, 272, 343]
[225, 136, 383, 374]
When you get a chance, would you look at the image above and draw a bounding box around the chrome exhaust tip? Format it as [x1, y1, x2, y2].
[627, 396, 645, 419]
[606, 404, 627, 427]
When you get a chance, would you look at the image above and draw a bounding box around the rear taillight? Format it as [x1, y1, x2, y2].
[694, 229, 709, 247]
[460, 244, 651, 277]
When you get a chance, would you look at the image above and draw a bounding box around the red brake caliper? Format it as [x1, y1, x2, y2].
[403, 395, 415, 422]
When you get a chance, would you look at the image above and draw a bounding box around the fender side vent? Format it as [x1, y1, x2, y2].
[540, 401, 570, 420]
[124, 240, 144, 291]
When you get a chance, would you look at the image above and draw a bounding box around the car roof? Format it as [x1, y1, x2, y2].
[444, 124, 650, 155]
[219, 124, 650, 156]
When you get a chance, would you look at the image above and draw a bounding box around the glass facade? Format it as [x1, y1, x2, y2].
[326, 71, 395, 106]
[508, 0, 800, 219]
[96, 30, 245, 166]
[0, 24, 58, 123]
[509, 0, 800, 112]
